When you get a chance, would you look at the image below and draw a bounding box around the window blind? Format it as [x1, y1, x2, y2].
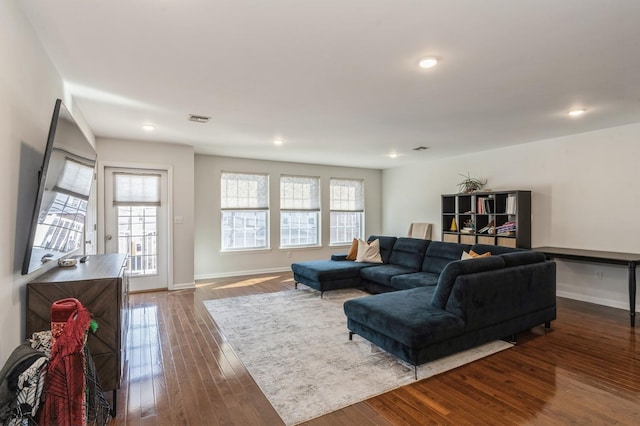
[221, 172, 269, 210]
[280, 175, 320, 211]
[330, 178, 364, 211]
[113, 172, 161, 206]
[54, 158, 94, 199]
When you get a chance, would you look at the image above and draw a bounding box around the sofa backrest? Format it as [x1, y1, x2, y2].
[466, 244, 546, 266]
[367, 235, 397, 264]
[499, 250, 546, 267]
[422, 241, 472, 274]
[444, 261, 557, 330]
[388, 237, 430, 270]
[431, 256, 506, 309]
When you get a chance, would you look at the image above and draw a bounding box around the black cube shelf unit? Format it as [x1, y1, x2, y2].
[441, 190, 531, 249]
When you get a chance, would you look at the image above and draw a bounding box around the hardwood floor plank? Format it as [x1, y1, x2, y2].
[110, 273, 640, 425]
[158, 293, 196, 425]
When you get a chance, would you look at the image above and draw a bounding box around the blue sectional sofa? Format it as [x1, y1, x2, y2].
[291, 236, 556, 373]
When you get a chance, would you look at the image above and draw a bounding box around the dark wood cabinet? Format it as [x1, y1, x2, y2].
[26, 254, 129, 394]
[441, 190, 531, 249]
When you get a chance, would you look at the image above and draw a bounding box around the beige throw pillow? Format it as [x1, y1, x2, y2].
[461, 250, 473, 260]
[355, 238, 383, 263]
[461, 250, 491, 260]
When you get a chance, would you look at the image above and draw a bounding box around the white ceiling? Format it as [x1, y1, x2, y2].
[19, 0, 640, 169]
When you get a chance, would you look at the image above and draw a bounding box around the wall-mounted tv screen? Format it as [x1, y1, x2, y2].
[22, 99, 97, 275]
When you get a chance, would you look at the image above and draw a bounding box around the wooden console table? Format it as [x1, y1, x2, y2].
[533, 246, 639, 327]
[26, 254, 129, 414]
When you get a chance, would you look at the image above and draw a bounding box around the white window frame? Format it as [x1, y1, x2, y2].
[329, 178, 364, 245]
[221, 172, 269, 251]
[113, 172, 162, 277]
[280, 175, 320, 248]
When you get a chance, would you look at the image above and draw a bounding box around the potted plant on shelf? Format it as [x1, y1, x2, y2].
[457, 173, 487, 193]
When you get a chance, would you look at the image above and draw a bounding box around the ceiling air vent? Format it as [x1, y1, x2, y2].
[188, 114, 211, 123]
[412, 146, 430, 151]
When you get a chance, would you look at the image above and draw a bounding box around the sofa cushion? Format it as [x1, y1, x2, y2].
[422, 241, 472, 274]
[388, 237, 430, 269]
[344, 287, 465, 348]
[360, 264, 417, 287]
[367, 235, 397, 264]
[500, 251, 546, 267]
[389, 271, 440, 290]
[431, 256, 506, 309]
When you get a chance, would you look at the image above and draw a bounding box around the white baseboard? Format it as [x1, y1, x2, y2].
[556, 290, 637, 311]
[171, 281, 195, 290]
[195, 267, 291, 281]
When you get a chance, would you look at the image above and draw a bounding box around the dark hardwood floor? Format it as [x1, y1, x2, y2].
[110, 272, 639, 425]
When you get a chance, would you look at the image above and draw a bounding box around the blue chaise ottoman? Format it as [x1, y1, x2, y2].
[291, 236, 397, 297]
[291, 259, 375, 297]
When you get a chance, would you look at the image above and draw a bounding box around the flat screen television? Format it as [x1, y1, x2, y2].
[22, 99, 97, 275]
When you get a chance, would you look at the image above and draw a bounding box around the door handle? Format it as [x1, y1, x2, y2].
[105, 234, 113, 241]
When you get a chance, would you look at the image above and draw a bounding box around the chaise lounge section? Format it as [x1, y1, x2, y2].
[291, 236, 397, 297]
[344, 250, 556, 373]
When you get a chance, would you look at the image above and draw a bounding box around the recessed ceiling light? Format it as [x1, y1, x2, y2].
[389, 152, 399, 159]
[273, 139, 284, 146]
[568, 108, 586, 117]
[142, 124, 155, 131]
[418, 57, 439, 68]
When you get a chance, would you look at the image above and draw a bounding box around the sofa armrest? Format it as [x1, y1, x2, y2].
[331, 254, 349, 261]
[445, 261, 557, 331]
[432, 257, 506, 309]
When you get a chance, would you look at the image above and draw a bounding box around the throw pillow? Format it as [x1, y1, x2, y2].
[345, 238, 359, 261]
[355, 238, 383, 263]
[461, 250, 491, 260]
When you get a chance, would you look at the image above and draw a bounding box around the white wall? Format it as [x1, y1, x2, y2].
[383, 122, 640, 311]
[0, 0, 77, 364]
[97, 138, 195, 289]
[194, 155, 382, 279]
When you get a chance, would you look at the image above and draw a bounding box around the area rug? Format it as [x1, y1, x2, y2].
[204, 288, 512, 425]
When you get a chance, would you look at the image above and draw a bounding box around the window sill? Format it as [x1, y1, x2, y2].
[329, 242, 353, 248]
[278, 245, 322, 251]
[220, 248, 272, 255]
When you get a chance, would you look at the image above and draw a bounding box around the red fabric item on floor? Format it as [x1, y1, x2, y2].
[40, 298, 93, 426]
